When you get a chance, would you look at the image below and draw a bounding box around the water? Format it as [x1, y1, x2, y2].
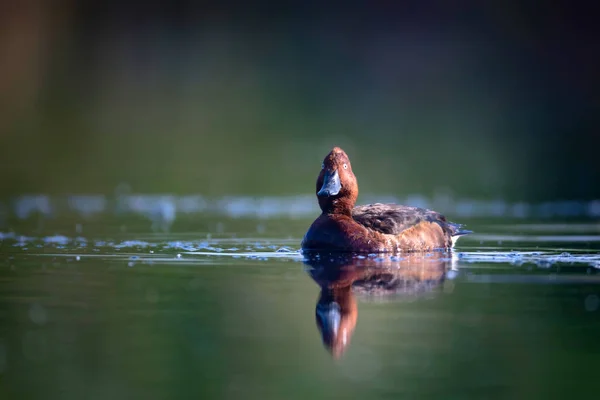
[1, 214, 600, 398]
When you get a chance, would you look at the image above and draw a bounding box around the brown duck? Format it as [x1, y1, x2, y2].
[301, 147, 471, 252]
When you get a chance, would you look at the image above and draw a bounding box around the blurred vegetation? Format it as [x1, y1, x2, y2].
[1, 1, 598, 201]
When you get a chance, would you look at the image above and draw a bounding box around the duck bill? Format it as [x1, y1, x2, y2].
[316, 301, 341, 347]
[318, 169, 341, 197]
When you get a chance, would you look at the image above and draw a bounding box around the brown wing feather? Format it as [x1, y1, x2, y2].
[352, 203, 460, 236]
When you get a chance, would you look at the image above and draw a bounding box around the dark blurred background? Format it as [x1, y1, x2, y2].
[1, 0, 599, 202]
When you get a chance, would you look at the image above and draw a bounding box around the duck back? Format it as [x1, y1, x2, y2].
[352, 203, 465, 237]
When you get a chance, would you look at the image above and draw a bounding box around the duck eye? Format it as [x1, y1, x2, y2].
[343, 164, 348, 169]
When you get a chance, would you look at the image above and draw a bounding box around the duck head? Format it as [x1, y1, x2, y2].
[315, 286, 357, 359]
[316, 147, 358, 214]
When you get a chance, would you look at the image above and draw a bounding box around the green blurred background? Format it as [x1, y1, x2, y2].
[1, 1, 598, 201]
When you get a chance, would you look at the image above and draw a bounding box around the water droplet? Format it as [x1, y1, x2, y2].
[446, 270, 459, 280]
[536, 259, 553, 269]
[584, 294, 599, 312]
[28, 303, 47, 325]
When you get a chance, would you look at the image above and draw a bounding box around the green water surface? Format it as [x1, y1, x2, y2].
[1, 219, 599, 399]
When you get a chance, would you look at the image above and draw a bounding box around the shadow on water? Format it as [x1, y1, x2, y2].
[304, 251, 453, 358]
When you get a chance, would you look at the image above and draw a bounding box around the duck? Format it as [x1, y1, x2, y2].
[301, 147, 471, 253]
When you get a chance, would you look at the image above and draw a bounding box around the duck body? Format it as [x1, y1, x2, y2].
[303, 203, 467, 252]
[301, 147, 470, 253]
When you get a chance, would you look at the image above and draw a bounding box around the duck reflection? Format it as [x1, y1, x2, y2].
[304, 252, 454, 358]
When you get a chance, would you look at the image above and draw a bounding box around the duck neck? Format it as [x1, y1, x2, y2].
[320, 197, 354, 216]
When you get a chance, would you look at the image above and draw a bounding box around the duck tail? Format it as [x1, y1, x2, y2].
[455, 229, 474, 236]
[448, 222, 473, 237]
[449, 223, 472, 247]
